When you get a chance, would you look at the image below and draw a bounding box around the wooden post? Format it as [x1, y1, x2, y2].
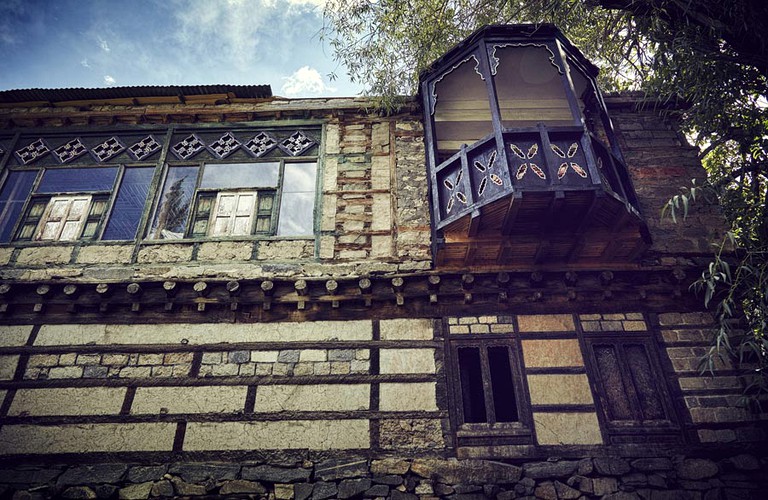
[163, 281, 177, 312]
[34, 284, 51, 313]
[462, 273, 474, 304]
[127, 282, 142, 313]
[226, 280, 240, 311]
[63, 284, 79, 314]
[391, 277, 405, 306]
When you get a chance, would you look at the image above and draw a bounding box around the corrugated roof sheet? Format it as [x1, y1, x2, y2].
[0, 84, 272, 103]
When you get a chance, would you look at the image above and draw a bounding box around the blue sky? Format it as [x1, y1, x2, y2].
[0, 0, 362, 97]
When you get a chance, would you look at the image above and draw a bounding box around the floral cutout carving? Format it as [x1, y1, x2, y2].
[444, 168, 467, 214]
[510, 143, 546, 180]
[552, 142, 588, 179]
[474, 150, 503, 197]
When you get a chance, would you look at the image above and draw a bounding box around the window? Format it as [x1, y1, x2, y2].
[447, 329, 532, 446]
[148, 160, 317, 239]
[4, 166, 153, 243]
[584, 335, 680, 441]
[0, 127, 320, 244]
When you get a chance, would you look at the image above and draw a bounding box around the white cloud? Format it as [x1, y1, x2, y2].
[103, 75, 116, 86]
[99, 38, 110, 53]
[80, 58, 90, 68]
[281, 66, 335, 96]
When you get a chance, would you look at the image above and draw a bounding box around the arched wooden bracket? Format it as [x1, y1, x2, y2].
[227, 280, 241, 311]
[96, 283, 111, 313]
[163, 281, 177, 312]
[295, 279, 308, 310]
[34, 284, 51, 313]
[391, 277, 405, 306]
[0, 283, 11, 314]
[326, 279, 339, 308]
[462, 274, 474, 304]
[127, 283, 142, 313]
[428, 275, 441, 304]
[194, 281, 209, 312]
[63, 284, 79, 314]
[530, 271, 544, 287]
[358, 278, 372, 307]
[261, 281, 274, 310]
[496, 272, 510, 302]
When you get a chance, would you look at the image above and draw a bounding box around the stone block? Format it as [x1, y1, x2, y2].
[16, 246, 73, 265]
[0, 247, 12, 266]
[338, 478, 372, 498]
[379, 382, 437, 411]
[196, 241, 253, 261]
[676, 459, 719, 480]
[75, 354, 101, 365]
[410, 459, 522, 484]
[167, 463, 240, 482]
[241, 465, 311, 483]
[0, 423, 176, 454]
[136, 244, 192, 263]
[521, 339, 584, 368]
[370, 235, 393, 258]
[251, 350, 279, 362]
[27, 354, 58, 367]
[532, 412, 603, 445]
[131, 386, 247, 414]
[593, 458, 631, 476]
[9, 387, 125, 416]
[523, 461, 580, 479]
[48, 365, 83, 379]
[219, 480, 266, 495]
[257, 239, 314, 260]
[57, 464, 129, 486]
[517, 314, 575, 332]
[118, 482, 152, 499]
[76, 245, 133, 264]
[379, 419, 444, 450]
[0, 355, 18, 380]
[379, 319, 433, 340]
[315, 458, 370, 481]
[299, 349, 327, 362]
[370, 459, 410, 475]
[379, 349, 435, 374]
[127, 465, 168, 483]
[255, 384, 369, 412]
[0, 326, 33, 347]
[527, 374, 594, 405]
[183, 419, 369, 450]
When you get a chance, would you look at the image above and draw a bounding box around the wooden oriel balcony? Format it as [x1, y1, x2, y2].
[431, 126, 649, 267]
[421, 24, 650, 267]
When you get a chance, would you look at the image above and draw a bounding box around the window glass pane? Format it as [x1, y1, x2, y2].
[37, 167, 118, 193]
[283, 162, 317, 193]
[626, 344, 665, 420]
[593, 344, 633, 421]
[149, 166, 198, 239]
[0, 171, 36, 243]
[277, 192, 314, 236]
[457, 347, 487, 423]
[201, 163, 279, 189]
[488, 346, 518, 422]
[102, 167, 153, 240]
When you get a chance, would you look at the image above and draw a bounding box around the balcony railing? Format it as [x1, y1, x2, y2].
[430, 126, 649, 266]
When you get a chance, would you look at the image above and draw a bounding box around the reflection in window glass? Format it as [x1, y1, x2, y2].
[150, 166, 199, 239]
[0, 171, 36, 243]
[102, 167, 154, 240]
[277, 162, 316, 236]
[201, 163, 279, 189]
[37, 167, 118, 193]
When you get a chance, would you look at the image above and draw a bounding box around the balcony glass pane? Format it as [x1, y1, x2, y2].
[492, 45, 575, 128]
[433, 56, 493, 161]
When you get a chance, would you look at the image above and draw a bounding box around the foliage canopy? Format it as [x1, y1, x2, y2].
[323, 0, 768, 404]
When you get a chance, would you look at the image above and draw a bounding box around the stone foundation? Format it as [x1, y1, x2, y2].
[1, 454, 765, 499]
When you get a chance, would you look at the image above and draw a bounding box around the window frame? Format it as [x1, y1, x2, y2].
[445, 326, 534, 446]
[581, 331, 682, 443]
[8, 164, 133, 243]
[148, 156, 318, 241]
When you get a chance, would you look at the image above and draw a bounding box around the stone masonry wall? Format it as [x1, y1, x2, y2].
[1, 454, 766, 499]
[608, 99, 728, 258]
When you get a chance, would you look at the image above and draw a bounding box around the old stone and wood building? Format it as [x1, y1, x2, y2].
[0, 24, 764, 499]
